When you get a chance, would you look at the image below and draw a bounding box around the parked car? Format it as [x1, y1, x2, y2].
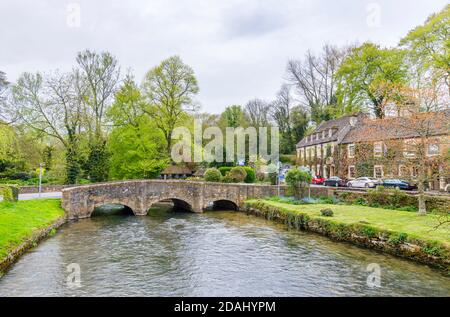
[312, 175, 326, 185]
[324, 176, 347, 187]
[347, 177, 381, 189]
[381, 179, 417, 191]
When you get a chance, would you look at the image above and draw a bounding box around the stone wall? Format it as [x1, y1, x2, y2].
[20, 185, 73, 194]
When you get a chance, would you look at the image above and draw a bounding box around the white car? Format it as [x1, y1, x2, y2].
[347, 177, 381, 189]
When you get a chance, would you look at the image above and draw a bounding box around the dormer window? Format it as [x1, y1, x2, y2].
[329, 129, 333, 137]
[322, 131, 326, 139]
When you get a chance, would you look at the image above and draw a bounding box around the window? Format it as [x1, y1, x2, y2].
[374, 166, 384, 179]
[329, 129, 333, 137]
[374, 142, 383, 157]
[311, 147, 315, 159]
[399, 165, 408, 177]
[322, 131, 326, 139]
[427, 144, 440, 156]
[348, 166, 356, 179]
[411, 167, 418, 178]
[300, 149, 304, 161]
[403, 139, 416, 158]
[317, 145, 322, 159]
[348, 144, 355, 158]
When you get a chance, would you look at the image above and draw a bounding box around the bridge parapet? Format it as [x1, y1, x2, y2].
[62, 180, 282, 220]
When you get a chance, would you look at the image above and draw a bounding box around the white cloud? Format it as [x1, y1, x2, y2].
[0, 0, 447, 113]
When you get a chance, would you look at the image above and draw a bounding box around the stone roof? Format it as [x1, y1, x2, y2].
[296, 113, 365, 148]
[341, 110, 449, 144]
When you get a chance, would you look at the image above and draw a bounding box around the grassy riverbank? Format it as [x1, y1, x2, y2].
[245, 199, 450, 270]
[0, 199, 65, 264]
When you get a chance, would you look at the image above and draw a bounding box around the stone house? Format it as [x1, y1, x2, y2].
[296, 111, 449, 191]
[296, 113, 366, 179]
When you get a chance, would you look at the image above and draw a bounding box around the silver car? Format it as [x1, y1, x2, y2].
[347, 177, 381, 189]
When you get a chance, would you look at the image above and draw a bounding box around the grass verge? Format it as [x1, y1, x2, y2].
[245, 199, 449, 271]
[0, 199, 65, 265]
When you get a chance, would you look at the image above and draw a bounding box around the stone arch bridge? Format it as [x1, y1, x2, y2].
[62, 180, 283, 220]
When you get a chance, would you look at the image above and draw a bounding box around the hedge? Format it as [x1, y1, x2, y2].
[0, 184, 20, 202]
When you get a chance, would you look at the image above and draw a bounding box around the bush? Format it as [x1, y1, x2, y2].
[389, 232, 408, 245]
[256, 171, 266, 182]
[223, 167, 247, 183]
[0, 184, 19, 202]
[243, 167, 256, 183]
[268, 172, 278, 185]
[321, 209, 334, 217]
[10, 172, 32, 181]
[285, 169, 312, 199]
[218, 167, 232, 176]
[204, 168, 222, 182]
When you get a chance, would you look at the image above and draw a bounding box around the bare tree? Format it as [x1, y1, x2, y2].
[271, 85, 296, 153]
[10, 71, 84, 183]
[75, 50, 120, 138]
[287, 44, 349, 123]
[244, 98, 270, 127]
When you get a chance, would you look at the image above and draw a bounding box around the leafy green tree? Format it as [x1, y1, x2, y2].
[0, 125, 23, 173]
[108, 117, 167, 180]
[108, 79, 168, 180]
[285, 169, 312, 199]
[336, 43, 408, 118]
[219, 105, 246, 128]
[400, 5, 449, 87]
[290, 107, 309, 145]
[142, 56, 199, 156]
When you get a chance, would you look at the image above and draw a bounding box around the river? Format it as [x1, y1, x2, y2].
[0, 204, 449, 297]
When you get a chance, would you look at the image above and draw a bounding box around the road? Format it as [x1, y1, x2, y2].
[0, 192, 63, 202]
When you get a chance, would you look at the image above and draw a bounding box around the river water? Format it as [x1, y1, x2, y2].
[0, 205, 449, 297]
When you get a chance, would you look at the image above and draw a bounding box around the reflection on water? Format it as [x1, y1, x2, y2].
[0, 204, 449, 297]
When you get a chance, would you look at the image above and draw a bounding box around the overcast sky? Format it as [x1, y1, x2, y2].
[0, 0, 447, 114]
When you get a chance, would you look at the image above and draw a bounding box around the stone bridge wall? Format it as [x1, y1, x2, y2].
[62, 180, 285, 220]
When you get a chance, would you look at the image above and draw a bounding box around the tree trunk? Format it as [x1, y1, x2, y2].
[417, 169, 427, 215]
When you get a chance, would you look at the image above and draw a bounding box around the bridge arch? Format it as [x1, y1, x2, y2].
[147, 197, 195, 214]
[91, 203, 135, 217]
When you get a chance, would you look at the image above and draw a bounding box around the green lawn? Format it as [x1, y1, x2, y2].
[247, 200, 450, 246]
[0, 199, 65, 262]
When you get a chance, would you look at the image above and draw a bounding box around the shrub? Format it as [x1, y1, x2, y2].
[10, 172, 32, 181]
[243, 167, 256, 183]
[353, 197, 367, 206]
[268, 172, 278, 185]
[0, 184, 19, 202]
[285, 169, 312, 199]
[218, 167, 232, 176]
[321, 209, 334, 217]
[204, 168, 222, 182]
[223, 167, 247, 183]
[389, 232, 408, 245]
[256, 171, 266, 182]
